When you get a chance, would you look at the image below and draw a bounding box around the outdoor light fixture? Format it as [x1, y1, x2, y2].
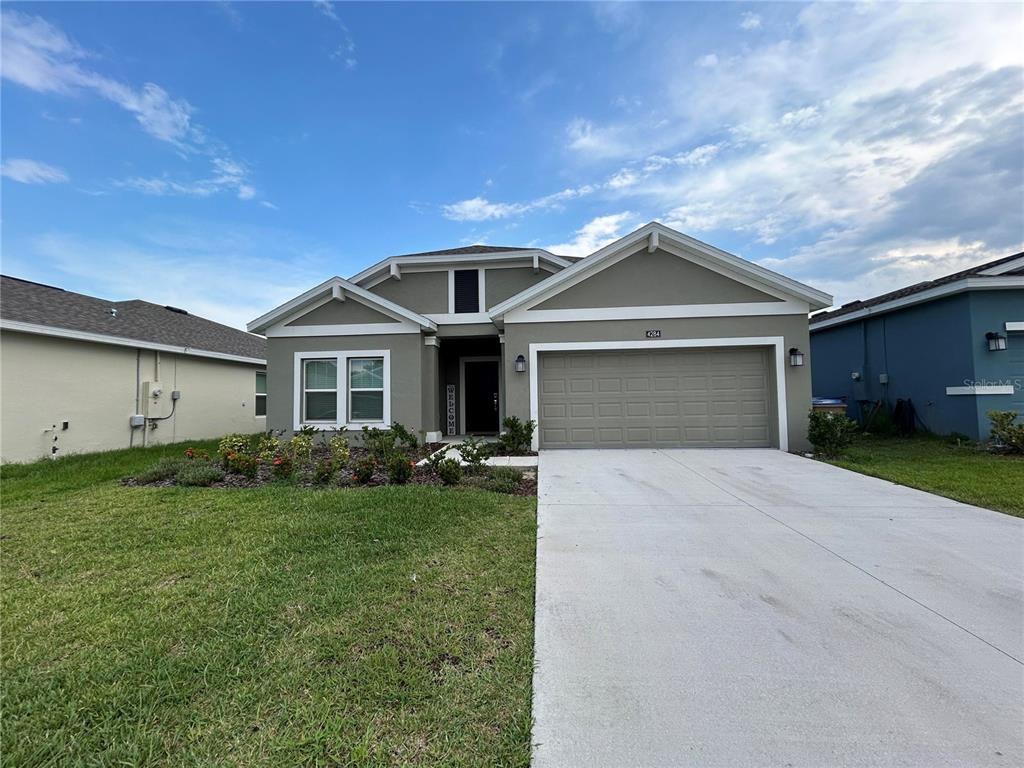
[986, 332, 1007, 352]
[789, 347, 805, 367]
[514, 354, 527, 373]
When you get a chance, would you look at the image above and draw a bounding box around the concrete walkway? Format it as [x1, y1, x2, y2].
[532, 449, 1023, 767]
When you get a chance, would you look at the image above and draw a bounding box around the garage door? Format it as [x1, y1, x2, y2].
[538, 347, 773, 448]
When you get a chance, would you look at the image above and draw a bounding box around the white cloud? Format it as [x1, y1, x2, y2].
[739, 13, 761, 31]
[1, 158, 68, 184]
[566, 117, 626, 158]
[442, 197, 527, 222]
[695, 53, 719, 68]
[546, 212, 637, 257]
[314, 0, 357, 69]
[260, 200, 279, 210]
[114, 157, 257, 200]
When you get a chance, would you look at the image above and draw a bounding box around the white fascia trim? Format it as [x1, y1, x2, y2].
[424, 312, 495, 325]
[247, 276, 435, 333]
[527, 336, 789, 452]
[946, 385, 1015, 396]
[349, 250, 571, 285]
[0, 319, 266, 365]
[293, 349, 392, 431]
[1005, 321, 1024, 331]
[503, 300, 808, 324]
[810, 276, 1024, 331]
[978, 255, 1024, 275]
[266, 322, 421, 338]
[490, 222, 831, 319]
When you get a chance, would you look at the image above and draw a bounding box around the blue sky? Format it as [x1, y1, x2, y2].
[2, 1, 1022, 329]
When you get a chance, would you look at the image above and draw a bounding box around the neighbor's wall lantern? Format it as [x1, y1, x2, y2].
[789, 347, 805, 367]
[986, 332, 1007, 351]
[514, 354, 527, 373]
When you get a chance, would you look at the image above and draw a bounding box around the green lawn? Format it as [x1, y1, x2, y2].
[1, 441, 537, 767]
[825, 434, 1024, 517]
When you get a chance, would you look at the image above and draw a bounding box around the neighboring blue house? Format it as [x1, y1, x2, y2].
[809, 253, 1023, 440]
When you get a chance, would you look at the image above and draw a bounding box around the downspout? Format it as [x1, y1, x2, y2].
[131, 348, 141, 448]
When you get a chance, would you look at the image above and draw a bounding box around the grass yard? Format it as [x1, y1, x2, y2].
[1, 440, 537, 767]
[825, 434, 1024, 517]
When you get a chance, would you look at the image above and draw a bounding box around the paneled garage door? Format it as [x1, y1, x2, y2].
[538, 347, 773, 448]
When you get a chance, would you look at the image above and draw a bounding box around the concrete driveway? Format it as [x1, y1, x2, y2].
[532, 449, 1023, 767]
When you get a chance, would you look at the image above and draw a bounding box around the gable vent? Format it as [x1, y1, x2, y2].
[453, 269, 480, 313]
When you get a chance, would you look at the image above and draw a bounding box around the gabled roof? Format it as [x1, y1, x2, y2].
[349, 244, 572, 285]
[488, 221, 833, 320]
[1, 275, 266, 363]
[809, 251, 1024, 330]
[246, 276, 437, 334]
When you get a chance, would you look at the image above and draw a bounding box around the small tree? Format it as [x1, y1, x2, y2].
[988, 410, 1024, 454]
[498, 416, 536, 455]
[807, 410, 858, 458]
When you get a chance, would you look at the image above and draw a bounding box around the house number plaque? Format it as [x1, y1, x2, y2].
[645, 329, 662, 338]
[446, 384, 457, 435]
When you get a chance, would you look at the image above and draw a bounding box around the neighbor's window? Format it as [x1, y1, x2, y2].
[453, 269, 480, 313]
[348, 357, 384, 421]
[255, 371, 267, 416]
[303, 359, 337, 422]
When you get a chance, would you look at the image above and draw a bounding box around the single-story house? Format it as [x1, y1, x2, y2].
[1, 275, 267, 463]
[809, 252, 1024, 439]
[248, 222, 832, 452]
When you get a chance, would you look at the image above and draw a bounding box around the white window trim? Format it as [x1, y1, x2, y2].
[448, 268, 486, 315]
[527, 337, 789, 452]
[293, 349, 391, 431]
[255, 370, 267, 419]
[458, 356, 501, 435]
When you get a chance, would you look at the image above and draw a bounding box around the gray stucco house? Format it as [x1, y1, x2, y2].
[809, 252, 1024, 440]
[248, 222, 832, 451]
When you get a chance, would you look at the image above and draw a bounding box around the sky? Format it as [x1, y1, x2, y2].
[2, 1, 1022, 330]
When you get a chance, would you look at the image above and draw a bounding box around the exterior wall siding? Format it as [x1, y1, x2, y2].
[968, 289, 1024, 438]
[484, 267, 549, 309]
[0, 331, 265, 463]
[368, 272, 448, 314]
[502, 314, 811, 451]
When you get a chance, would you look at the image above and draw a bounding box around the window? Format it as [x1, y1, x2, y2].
[303, 358, 337, 422]
[255, 371, 267, 417]
[453, 269, 480, 313]
[293, 350, 390, 429]
[349, 357, 384, 421]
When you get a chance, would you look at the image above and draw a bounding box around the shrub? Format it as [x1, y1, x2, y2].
[362, 426, 398, 462]
[217, 434, 249, 466]
[313, 458, 335, 485]
[498, 416, 535, 455]
[458, 436, 492, 473]
[328, 432, 350, 466]
[176, 463, 225, 487]
[808, 410, 859, 458]
[353, 457, 376, 484]
[466, 466, 523, 494]
[387, 452, 415, 484]
[988, 410, 1024, 454]
[183, 446, 210, 461]
[135, 457, 188, 484]
[435, 457, 462, 486]
[226, 452, 259, 479]
[289, 433, 314, 463]
[271, 454, 294, 480]
[255, 434, 281, 461]
[390, 422, 419, 452]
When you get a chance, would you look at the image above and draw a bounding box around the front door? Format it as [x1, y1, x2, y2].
[463, 360, 499, 433]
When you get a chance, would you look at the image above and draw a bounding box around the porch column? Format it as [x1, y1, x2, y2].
[422, 336, 441, 442]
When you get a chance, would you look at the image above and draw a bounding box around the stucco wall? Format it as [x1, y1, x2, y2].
[286, 299, 398, 325]
[502, 314, 812, 451]
[809, 292, 1024, 439]
[369, 272, 448, 314]
[265, 332, 425, 437]
[485, 267, 549, 309]
[0, 331, 265, 463]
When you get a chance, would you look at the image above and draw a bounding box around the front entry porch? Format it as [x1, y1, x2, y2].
[437, 336, 503, 437]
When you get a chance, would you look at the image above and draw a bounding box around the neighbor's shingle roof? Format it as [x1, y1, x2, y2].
[0, 275, 266, 360]
[391, 244, 535, 258]
[810, 251, 1024, 325]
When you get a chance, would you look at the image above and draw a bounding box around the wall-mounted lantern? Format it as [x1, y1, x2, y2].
[986, 332, 1007, 351]
[788, 347, 805, 367]
[514, 354, 527, 373]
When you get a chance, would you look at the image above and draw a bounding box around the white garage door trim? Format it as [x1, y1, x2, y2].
[528, 337, 788, 452]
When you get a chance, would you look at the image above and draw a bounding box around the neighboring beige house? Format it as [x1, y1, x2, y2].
[249, 222, 832, 452]
[0, 276, 267, 463]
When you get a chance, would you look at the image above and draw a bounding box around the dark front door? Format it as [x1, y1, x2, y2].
[464, 360, 499, 433]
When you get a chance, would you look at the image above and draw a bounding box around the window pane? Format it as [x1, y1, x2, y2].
[349, 358, 383, 389]
[255, 371, 267, 395]
[350, 391, 383, 421]
[304, 359, 336, 389]
[255, 395, 267, 417]
[304, 391, 337, 421]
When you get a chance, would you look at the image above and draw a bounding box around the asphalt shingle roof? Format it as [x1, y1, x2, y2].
[391, 244, 536, 258]
[810, 251, 1024, 325]
[0, 275, 266, 361]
